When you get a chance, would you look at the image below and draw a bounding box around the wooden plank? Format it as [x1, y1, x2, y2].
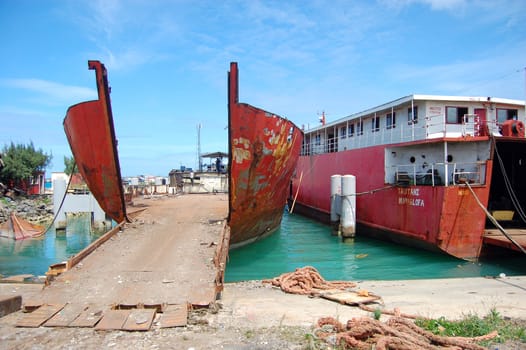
[95, 309, 130, 330]
[159, 304, 188, 328]
[122, 309, 156, 331]
[320, 291, 381, 306]
[44, 303, 89, 327]
[16, 304, 65, 328]
[0, 295, 22, 318]
[69, 306, 104, 328]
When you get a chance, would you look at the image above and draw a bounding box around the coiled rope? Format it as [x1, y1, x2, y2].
[263, 266, 356, 295]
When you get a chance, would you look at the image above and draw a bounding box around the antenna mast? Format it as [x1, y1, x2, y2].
[197, 123, 202, 172]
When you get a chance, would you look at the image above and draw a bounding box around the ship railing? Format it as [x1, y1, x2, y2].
[301, 124, 428, 155]
[392, 161, 486, 187]
[299, 113, 499, 156]
[450, 161, 486, 185]
[425, 114, 498, 139]
[392, 164, 443, 187]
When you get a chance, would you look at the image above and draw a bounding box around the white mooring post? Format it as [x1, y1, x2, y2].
[340, 174, 356, 239]
[330, 174, 342, 233]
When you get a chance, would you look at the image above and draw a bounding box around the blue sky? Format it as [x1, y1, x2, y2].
[1, 0, 525, 177]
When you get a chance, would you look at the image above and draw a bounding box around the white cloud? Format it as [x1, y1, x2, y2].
[419, 0, 466, 10]
[380, 0, 466, 11]
[2, 78, 96, 104]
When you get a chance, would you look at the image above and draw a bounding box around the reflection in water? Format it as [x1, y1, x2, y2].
[226, 209, 526, 282]
[0, 214, 105, 277]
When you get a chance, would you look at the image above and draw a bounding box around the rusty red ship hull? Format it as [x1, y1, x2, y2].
[227, 62, 303, 248]
[290, 95, 526, 260]
[0, 213, 45, 240]
[63, 60, 127, 224]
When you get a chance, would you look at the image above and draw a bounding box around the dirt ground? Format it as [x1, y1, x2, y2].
[32, 193, 228, 307]
[0, 193, 525, 349]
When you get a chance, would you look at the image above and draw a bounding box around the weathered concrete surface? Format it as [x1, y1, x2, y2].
[211, 276, 526, 330]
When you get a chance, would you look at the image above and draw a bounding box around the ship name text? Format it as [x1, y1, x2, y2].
[397, 187, 425, 207]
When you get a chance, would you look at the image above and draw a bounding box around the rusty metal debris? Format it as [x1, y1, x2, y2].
[15, 302, 188, 331]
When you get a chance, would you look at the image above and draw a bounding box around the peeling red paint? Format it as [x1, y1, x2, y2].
[227, 62, 303, 248]
[63, 61, 127, 224]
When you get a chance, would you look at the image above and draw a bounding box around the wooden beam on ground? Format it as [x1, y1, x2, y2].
[67, 221, 126, 270]
[0, 295, 22, 318]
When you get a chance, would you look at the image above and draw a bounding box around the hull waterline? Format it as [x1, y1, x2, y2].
[227, 62, 303, 248]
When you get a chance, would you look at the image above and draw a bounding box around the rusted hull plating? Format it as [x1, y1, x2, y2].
[228, 62, 303, 248]
[63, 60, 127, 224]
[291, 137, 526, 260]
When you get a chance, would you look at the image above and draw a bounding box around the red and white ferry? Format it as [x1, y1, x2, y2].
[290, 95, 526, 259]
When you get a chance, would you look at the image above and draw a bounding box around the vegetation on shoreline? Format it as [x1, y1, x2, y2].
[415, 308, 526, 347]
[297, 309, 526, 349]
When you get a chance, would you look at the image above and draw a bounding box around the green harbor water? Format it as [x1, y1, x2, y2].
[0, 214, 105, 278]
[225, 209, 526, 282]
[2, 210, 525, 281]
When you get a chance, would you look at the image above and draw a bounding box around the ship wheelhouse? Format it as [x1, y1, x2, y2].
[301, 94, 525, 188]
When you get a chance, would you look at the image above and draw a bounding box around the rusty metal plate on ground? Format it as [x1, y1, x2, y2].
[122, 309, 156, 331]
[190, 286, 215, 307]
[44, 303, 89, 327]
[143, 303, 166, 313]
[159, 304, 188, 328]
[320, 290, 381, 305]
[69, 306, 104, 327]
[16, 304, 65, 328]
[95, 309, 130, 330]
[22, 300, 42, 313]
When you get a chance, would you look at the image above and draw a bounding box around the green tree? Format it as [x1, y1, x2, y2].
[0, 141, 52, 187]
[64, 155, 78, 175]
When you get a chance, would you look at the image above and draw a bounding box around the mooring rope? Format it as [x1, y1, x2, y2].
[263, 266, 356, 295]
[289, 171, 303, 214]
[465, 181, 526, 255]
[353, 184, 395, 197]
[315, 316, 497, 350]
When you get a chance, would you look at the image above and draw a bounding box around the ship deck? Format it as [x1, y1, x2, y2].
[483, 228, 526, 254]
